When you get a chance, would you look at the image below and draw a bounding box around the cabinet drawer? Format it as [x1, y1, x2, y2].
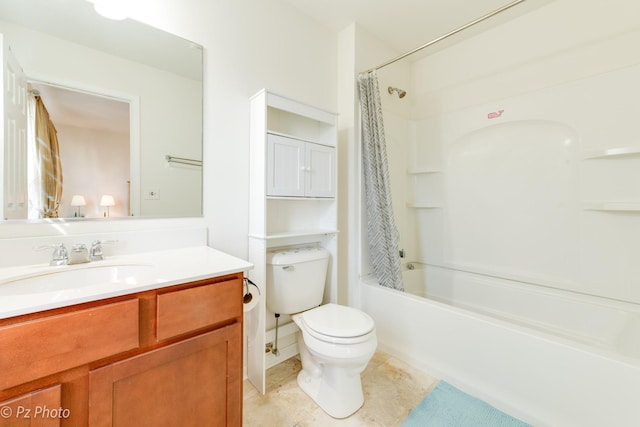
[0, 299, 139, 390]
[156, 278, 241, 341]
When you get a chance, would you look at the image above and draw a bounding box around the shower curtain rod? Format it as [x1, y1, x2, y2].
[364, 0, 527, 73]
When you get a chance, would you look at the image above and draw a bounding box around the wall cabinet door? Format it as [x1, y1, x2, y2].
[305, 142, 335, 197]
[267, 134, 305, 197]
[267, 134, 335, 198]
[89, 323, 242, 427]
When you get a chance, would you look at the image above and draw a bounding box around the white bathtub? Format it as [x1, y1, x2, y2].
[361, 263, 640, 427]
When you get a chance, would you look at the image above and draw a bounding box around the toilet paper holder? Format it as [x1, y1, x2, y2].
[243, 277, 260, 304]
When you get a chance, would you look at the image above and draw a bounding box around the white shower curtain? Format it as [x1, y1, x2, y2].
[358, 71, 404, 291]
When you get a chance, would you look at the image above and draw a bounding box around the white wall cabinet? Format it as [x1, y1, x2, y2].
[267, 133, 335, 198]
[247, 89, 338, 395]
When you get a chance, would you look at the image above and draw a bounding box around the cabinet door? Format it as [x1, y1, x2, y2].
[89, 323, 242, 427]
[267, 134, 305, 197]
[0, 385, 62, 427]
[305, 142, 335, 198]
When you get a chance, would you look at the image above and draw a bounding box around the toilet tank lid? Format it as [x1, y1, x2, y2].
[267, 246, 329, 265]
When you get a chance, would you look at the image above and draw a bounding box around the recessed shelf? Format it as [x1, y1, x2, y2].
[407, 202, 443, 209]
[249, 229, 339, 240]
[265, 130, 335, 147]
[266, 195, 335, 201]
[266, 92, 337, 125]
[582, 147, 640, 159]
[407, 168, 441, 175]
[583, 202, 640, 212]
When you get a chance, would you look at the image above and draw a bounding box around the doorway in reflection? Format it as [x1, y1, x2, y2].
[29, 82, 130, 219]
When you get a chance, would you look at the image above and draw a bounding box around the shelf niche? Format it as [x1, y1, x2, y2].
[583, 202, 640, 212]
[582, 146, 640, 160]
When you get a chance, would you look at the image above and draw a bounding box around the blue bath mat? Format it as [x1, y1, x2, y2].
[402, 381, 532, 427]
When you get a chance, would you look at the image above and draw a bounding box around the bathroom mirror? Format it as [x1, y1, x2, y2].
[0, 0, 203, 220]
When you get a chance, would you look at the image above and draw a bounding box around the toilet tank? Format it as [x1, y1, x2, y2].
[266, 247, 330, 314]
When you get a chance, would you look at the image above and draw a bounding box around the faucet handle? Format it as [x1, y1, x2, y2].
[90, 240, 118, 261]
[35, 243, 69, 266]
[52, 243, 69, 262]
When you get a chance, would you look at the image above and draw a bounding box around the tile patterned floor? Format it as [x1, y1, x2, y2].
[243, 352, 438, 427]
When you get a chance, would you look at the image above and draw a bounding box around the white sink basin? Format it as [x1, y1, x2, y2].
[0, 246, 253, 320]
[0, 264, 155, 296]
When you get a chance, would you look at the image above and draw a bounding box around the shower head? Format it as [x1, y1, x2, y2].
[388, 86, 407, 99]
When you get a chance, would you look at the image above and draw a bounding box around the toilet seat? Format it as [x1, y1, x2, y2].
[297, 304, 375, 344]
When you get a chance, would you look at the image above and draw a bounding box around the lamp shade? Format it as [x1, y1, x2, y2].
[100, 195, 115, 207]
[70, 195, 86, 207]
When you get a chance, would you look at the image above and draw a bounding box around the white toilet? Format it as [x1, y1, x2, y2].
[267, 247, 377, 419]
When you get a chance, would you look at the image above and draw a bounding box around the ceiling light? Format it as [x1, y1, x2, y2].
[93, 0, 128, 20]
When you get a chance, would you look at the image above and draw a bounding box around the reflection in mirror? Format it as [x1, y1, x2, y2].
[0, 0, 203, 221]
[30, 83, 131, 219]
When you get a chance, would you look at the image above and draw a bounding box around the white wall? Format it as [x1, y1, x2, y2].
[123, 0, 338, 260]
[399, 0, 640, 305]
[411, 0, 640, 117]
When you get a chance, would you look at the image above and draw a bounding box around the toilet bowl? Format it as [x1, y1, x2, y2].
[266, 247, 377, 418]
[292, 303, 377, 418]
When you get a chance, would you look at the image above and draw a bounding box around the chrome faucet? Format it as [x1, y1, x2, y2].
[90, 240, 105, 261]
[36, 243, 69, 266]
[90, 240, 117, 261]
[68, 243, 90, 264]
[35, 240, 117, 265]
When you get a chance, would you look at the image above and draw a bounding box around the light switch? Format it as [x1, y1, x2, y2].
[145, 188, 160, 200]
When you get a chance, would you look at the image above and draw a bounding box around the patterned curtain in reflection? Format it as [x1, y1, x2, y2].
[33, 96, 63, 218]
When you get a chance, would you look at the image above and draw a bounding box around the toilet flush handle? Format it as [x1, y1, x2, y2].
[282, 265, 295, 271]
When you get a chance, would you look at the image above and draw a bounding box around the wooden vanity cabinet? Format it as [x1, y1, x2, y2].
[0, 273, 243, 427]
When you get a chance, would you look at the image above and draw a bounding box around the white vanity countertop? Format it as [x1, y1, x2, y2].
[0, 246, 253, 320]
